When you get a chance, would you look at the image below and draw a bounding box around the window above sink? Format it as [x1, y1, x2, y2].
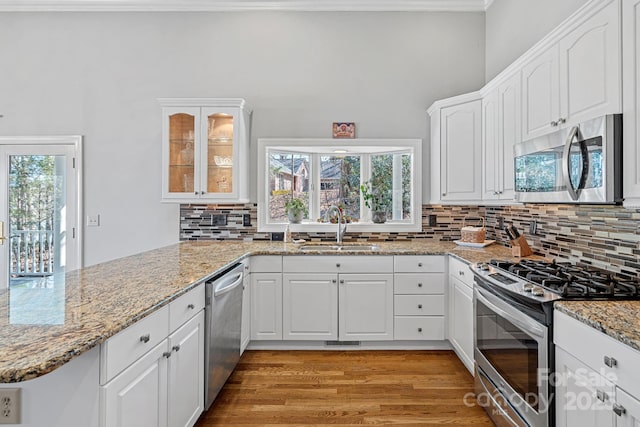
[257, 138, 422, 232]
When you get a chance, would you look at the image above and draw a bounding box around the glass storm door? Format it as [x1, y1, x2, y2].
[0, 144, 78, 290]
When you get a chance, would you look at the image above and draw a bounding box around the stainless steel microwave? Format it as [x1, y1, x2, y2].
[513, 114, 622, 204]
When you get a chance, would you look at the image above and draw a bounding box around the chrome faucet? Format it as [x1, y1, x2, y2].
[326, 205, 347, 244]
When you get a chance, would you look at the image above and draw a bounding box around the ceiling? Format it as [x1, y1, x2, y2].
[0, 0, 494, 12]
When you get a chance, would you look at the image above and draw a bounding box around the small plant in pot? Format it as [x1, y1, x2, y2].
[284, 197, 307, 224]
[360, 181, 390, 224]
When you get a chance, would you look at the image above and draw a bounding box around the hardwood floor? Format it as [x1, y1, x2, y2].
[195, 350, 493, 426]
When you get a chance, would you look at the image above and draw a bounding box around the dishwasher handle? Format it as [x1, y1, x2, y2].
[213, 271, 244, 297]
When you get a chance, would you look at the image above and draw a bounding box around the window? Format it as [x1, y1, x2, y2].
[257, 139, 422, 232]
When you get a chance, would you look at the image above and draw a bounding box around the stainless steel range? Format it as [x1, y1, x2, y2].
[471, 259, 640, 427]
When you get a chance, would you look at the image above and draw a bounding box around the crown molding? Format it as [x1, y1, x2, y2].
[0, 0, 490, 12]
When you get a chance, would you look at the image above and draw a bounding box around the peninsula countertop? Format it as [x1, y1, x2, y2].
[0, 240, 517, 383]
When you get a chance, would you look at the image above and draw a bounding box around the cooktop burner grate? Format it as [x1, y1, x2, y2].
[488, 259, 640, 298]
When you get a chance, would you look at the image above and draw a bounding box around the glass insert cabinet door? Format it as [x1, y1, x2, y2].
[161, 99, 250, 203]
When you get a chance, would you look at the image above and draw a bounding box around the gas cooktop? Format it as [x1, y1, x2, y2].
[483, 259, 640, 299]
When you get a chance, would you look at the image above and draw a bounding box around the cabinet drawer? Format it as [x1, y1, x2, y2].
[169, 284, 205, 332]
[555, 310, 640, 398]
[100, 305, 169, 384]
[251, 256, 282, 273]
[394, 273, 445, 294]
[394, 256, 445, 273]
[448, 256, 473, 288]
[394, 316, 445, 340]
[394, 295, 445, 316]
[283, 256, 393, 273]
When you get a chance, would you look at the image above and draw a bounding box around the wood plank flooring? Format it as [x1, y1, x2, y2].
[195, 350, 493, 426]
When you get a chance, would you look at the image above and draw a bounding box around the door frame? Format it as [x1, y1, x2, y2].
[0, 135, 84, 279]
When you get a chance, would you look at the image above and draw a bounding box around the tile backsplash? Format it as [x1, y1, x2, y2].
[180, 203, 640, 276]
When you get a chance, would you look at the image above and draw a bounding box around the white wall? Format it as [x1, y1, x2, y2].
[0, 11, 484, 266]
[485, 0, 589, 81]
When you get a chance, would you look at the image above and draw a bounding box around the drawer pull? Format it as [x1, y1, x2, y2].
[418, 283, 423, 288]
[336, 263, 341, 268]
[418, 328, 423, 332]
[418, 263, 423, 267]
[187, 303, 195, 309]
[163, 351, 172, 359]
[613, 403, 626, 416]
[604, 356, 618, 368]
[332, 279, 337, 283]
[172, 345, 181, 352]
[596, 390, 607, 402]
[139, 334, 150, 343]
[418, 304, 423, 309]
[340, 279, 345, 284]
[459, 271, 465, 276]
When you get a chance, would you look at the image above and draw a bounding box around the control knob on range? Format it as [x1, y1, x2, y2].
[479, 263, 490, 271]
[523, 283, 534, 292]
[531, 287, 544, 297]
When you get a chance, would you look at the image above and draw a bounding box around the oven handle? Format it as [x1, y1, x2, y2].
[474, 287, 546, 339]
[562, 125, 586, 201]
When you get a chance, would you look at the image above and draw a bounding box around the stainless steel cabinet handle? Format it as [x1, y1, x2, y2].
[442, 193, 446, 196]
[604, 356, 618, 368]
[332, 279, 337, 283]
[172, 345, 181, 352]
[418, 283, 423, 287]
[550, 120, 558, 127]
[418, 304, 423, 309]
[418, 263, 423, 267]
[340, 279, 345, 284]
[187, 303, 195, 309]
[418, 328, 423, 332]
[558, 117, 566, 125]
[163, 351, 172, 358]
[336, 263, 341, 268]
[140, 334, 150, 343]
[595, 390, 607, 402]
[613, 403, 626, 416]
[459, 271, 464, 276]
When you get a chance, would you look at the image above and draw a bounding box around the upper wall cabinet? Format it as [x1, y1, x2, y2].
[160, 98, 251, 203]
[623, 0, 640, 207]
[522, 0, 621, 142]
[483, 73, 521, 202]
[429, 94, 482, 204]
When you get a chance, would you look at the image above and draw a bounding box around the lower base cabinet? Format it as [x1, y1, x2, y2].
[447, 257, 474, 374]
[100, 285, 205, 427]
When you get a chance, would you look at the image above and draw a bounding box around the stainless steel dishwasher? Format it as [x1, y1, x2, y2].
[204, 263, 244, 409]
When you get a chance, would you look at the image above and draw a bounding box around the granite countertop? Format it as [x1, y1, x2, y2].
[554, 300, 640, 353]
[0, 239, 518, 383]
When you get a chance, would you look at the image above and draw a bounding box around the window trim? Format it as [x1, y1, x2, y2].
[257, 138, 422, 233]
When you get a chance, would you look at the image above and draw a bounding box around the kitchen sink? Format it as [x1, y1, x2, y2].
[298, 244, 380, 252]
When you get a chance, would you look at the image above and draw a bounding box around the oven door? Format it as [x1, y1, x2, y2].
[474, 286, 550, 427]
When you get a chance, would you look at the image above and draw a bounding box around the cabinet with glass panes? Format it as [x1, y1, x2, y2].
[160, 98, 251, 202]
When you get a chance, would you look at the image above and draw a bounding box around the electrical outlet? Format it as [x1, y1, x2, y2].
[427, 214, 437, 227]
[498, 216, 504, 229]
[0, 388, 21, 424]
[530, 220, 538, 235]
[87, 215, 100, 227]
[271, 232, 284, 242]
[211, 214, 227, 226]
[243, 214, 251, 227]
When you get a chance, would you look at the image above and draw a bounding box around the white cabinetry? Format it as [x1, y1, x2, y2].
[282, 256, 394, 341]
[428, 94, 483, 203]
[447, 256, 474, 374]
[100, 285, 205, 427]
[623, 0, 640, 207]
[555, 310, 640, 426]
[393, 256, 446, 341]
[240, 259, 251, 353]
[160, 98, 251, 203]
[483, 73, 520, 202]
[521, 0, 620, 141]
[250, 256, 283, 341]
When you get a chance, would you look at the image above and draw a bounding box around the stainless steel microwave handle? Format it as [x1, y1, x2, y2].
[562, 126, 581, 201]
[474, 286, 546, 338]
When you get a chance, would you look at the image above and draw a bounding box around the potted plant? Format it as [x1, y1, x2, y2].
[360, 181, 390, 224]
[284, 197, 307, 224]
